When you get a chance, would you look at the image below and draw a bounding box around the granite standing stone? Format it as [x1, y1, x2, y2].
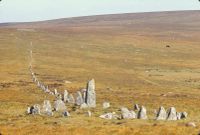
[167, 107, 177, 121]
[138, 106, 148, 119]
[85, 79, 96, 107]
[76, 91, 84, 106]
[54, 99, 66, 111]
[156, 106, 167, 120]
[42, 100, 53, 116]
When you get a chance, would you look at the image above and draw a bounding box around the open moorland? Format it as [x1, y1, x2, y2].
[0, 10, 200, 135]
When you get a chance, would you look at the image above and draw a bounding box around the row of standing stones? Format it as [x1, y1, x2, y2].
[27, 52, 187, 121]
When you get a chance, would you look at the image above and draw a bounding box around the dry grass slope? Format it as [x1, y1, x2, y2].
[0, 10, 200, 135]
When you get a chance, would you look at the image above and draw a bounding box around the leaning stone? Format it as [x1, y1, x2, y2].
[80, 103, 88, 109]
[121, 107, 136, 119]
[156, 106, 167, 120]
[103, 102, 110, 109]
[75, 91, 84, 106]
[138, 106, 148, 119]
[54, 99, 66, 111]
[42, 100, 53, 116]
[68, 94, 75, 104]
[63, 90, 69, 102]
[85, 79, 96, 107]
[134, 104, 140, 111]
[63, 111, 70, 117]
[167, 107, 177, 121]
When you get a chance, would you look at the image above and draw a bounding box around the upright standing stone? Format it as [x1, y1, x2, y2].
[85, 79, 96, 107]
[54, 89, 58, 95]
[81, 88, 87, 102]
[167, 107, 177, 121]
[42, 100, 53, 116]
[76, 91, 84, 106]
[54, 99, 66, 111]
[68, 94, 75, 104]
[63, 90, 69, 102]
[156, 106, 167, 120]
[134, 104, 140, 111]
[138, 106, 148, 119]
[87, 110, 92, 117]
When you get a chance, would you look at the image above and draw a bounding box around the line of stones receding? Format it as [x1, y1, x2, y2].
[28, 50, 187, 121]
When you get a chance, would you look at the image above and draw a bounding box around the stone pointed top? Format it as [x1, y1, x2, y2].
[54, 99, 66, 111]
[86, 79, 96, 107]
[167, 107, 177, 121]
[156, 106, 167, 120]
[138, 106, 148, 120]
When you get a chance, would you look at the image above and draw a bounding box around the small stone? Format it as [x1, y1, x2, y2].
[103, 102, 110, 109]
[56, 93, 62, 100]
[186, 122, 196, 127]
[54, 89, 58, 95]
[156, 106, 167, 120]
[87, 110, 92, 117]
[54, 99, 66, 111]
[63, 111, 70, 117]
[167, 107, 177, 121]
[28, 104, 41, 115]
[138, 106, 148, 119]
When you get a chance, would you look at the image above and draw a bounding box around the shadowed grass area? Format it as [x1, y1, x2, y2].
[1, 11, 200, 134]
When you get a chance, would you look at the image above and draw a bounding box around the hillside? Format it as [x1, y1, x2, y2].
[0, 10, 200, 135]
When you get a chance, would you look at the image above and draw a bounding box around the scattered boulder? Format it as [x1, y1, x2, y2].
[75, 91, 84, 106]
[121, 107, 136, 119]
[85, 79, 96, 107]
[138, 106, 148, 119]
[103, 102, 110, 109]
[54, 99, 66, 111]
[167, 107, 177, 121]
[156, 106, 167, 120]
[42, 100, 53, 116]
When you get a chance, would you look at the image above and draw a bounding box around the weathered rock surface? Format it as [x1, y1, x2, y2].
[54, 99, 66, 111]
[42, 100, 53, 116]
[76, 91, 84, 106]
[121, 107, 136, 119]
[80, 103, 88, 109]
[138, 106, 148, 119]
[68, 94, 75, 104]
[156, 106, 167, 120]
[103, 102, 110, 109]
[85, 79, 96, 107]
[167, 107, 177, 120]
